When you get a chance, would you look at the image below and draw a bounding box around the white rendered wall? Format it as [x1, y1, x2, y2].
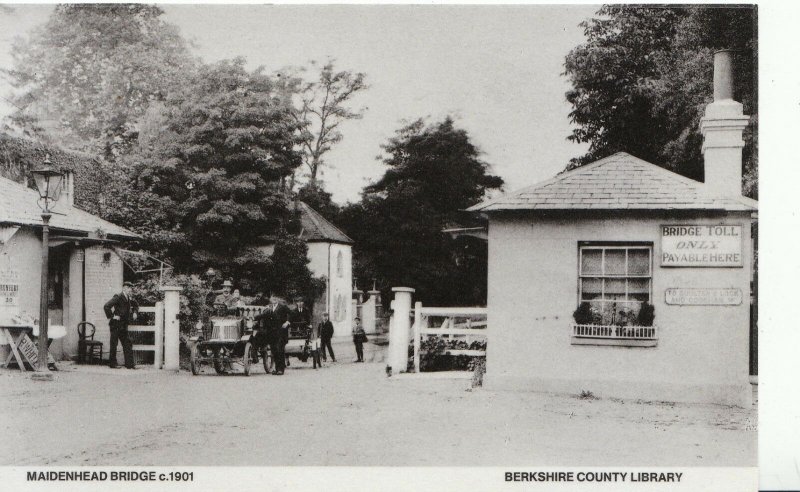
[485, 213, 753, 406]
[327, 243, 353, 338]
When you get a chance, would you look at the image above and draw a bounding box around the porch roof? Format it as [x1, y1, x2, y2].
[0, 176, 139, 240]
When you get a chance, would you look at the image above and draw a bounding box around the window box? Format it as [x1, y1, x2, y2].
[571, 323, 658, 347]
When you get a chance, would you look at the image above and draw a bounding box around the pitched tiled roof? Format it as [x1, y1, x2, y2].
[0, 176, 139, 239]
[468, 152, 758, 213]
[296, 201, 353, 244]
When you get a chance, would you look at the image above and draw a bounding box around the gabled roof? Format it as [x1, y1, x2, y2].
[0, 176, 139, 239]
[296, 201, 353, 244]
[467, 152, 758, 213]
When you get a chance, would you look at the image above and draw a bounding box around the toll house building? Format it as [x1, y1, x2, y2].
[468, 51, 757, 406]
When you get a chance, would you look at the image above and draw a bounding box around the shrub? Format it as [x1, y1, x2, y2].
[471, 357, 486, 388]
[130, 273, 212, 334]
[573, 302, 594, 324]
[407, 337, 487, 372]
[637, 302, 655, 326]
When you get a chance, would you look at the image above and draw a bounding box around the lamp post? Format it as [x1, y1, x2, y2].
[31, 155, 64, 381]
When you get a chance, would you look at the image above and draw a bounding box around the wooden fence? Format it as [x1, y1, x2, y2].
[412, 303, 488, 374]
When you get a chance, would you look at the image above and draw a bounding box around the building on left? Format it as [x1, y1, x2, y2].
[0, 138, 139, 362]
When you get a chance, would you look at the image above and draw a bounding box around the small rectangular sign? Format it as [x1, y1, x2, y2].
[665, 288, 743, 306]
[0, 269, 19, 307]
[661, 225, 743, 267]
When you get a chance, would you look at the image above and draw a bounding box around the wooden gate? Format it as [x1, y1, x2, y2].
[412, 303, 488, 374]
[128, 302, 164, 368]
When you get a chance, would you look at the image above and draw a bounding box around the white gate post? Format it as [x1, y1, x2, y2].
[362, 292, 378, 334]
[160, 286, 182, 371]
[388, 287, 414, 375]
[414, 301, 422, 373]
[154, 301, 164, 369]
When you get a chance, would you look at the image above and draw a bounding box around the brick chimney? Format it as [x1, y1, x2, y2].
[699, 49, 750, 197]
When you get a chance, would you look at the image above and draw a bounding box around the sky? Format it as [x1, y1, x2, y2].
[0, 4, 596, 203]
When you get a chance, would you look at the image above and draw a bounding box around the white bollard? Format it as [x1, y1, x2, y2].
[388, 287, 415, 375]
[159, 285, 182, 372]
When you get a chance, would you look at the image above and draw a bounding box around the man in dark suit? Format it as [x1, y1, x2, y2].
[319, 312, 336, 362]
[290, 299, 311, 330]
[255, 294, 290, 375]
[103, 281, 139, 369]
[288, 298, 311, 367]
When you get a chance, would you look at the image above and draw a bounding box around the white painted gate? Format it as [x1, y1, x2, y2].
[412, 303, 488, 374]
[127, 302, 164, 368]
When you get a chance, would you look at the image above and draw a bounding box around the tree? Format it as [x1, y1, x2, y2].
[563, 5, 757, 198]
[295, 182, 340, 223]
[291, 61, 367, 186]
[265, 235, 326, 301]
[339, 117, 503, 306]
[3, 4, 196, 157]
[111, 58, 305, 292]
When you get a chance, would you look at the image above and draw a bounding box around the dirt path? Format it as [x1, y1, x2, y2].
[0, 356, 755, 466]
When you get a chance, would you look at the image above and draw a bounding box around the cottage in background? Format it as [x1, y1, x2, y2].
[258, 201, 353, 338]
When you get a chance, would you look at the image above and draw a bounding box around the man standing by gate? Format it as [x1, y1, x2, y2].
[104, 281, 139, 369]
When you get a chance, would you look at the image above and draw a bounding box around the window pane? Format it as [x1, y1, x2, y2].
[605, 278, 625, 296]
[581, 249, 602, 275]
[604, 249, 626, 275]
[628, 278, 650, 295]
[581, 278, 602, 300]
[628, 249, 650, 275]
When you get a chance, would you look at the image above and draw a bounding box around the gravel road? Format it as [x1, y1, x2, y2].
[0, 343, 755, 466]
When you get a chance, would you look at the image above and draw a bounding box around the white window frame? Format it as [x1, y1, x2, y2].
[578, 244, 653, 314]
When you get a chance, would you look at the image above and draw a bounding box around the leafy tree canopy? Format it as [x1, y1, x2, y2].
[4, 4, 196, 157]
[295, 182, 340, 223]
[339, 117, 503, 305]
[105, 58, 306, 294]
[564, 5, 757, 198]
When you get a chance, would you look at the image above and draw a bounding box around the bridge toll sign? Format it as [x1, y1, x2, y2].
[661, 225, 743, 267]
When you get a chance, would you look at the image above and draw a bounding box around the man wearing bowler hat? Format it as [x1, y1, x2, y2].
[104, 281, 139, 369]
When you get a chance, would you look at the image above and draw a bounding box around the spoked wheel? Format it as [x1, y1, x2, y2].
[262, 347, 274, 374]
[190, 344, 200, 375]
[243, 343, 252, 376]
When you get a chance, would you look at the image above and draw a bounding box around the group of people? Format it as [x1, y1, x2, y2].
[249, 294, 340, 374]
[212, 280, 342, 374]
[102, 279, 367, 372]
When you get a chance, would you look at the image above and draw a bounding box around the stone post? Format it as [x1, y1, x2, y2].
[160, 286, 182, 371]
[388, 287, 414, 375]
[361, 291, 379, 335]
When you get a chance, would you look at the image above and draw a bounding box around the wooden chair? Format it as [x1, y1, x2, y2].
[77, 322, 103, 364]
